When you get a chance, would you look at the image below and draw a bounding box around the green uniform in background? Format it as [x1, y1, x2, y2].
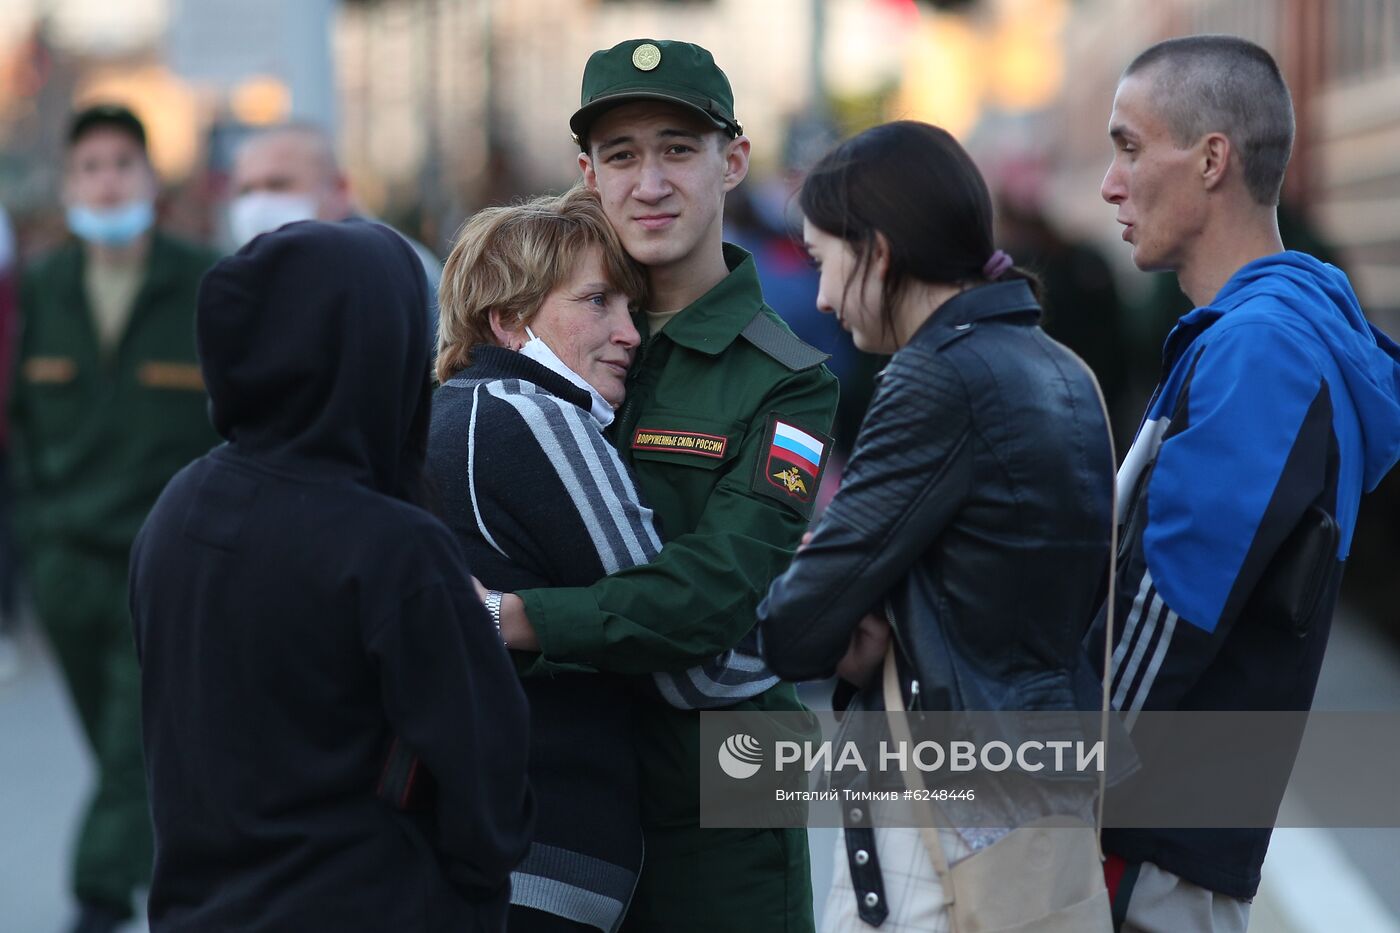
[11, 230, 219, 916]
[521, 245, 839, 932]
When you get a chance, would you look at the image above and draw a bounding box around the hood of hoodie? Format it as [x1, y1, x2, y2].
[196, 220, 431, 501]
[1168, 250, 1400, 492]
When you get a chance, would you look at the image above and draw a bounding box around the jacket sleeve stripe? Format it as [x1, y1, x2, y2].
[653, 629, 780, 709]
[467, 384, 511, 559]
[1110, 570, 1157, 698]
[544, 393, 659, 568]
[1113, 586, 1166, 710]
[486, 381, 636, 574]
[1124, 607, 1180, 728]
[684, 665, 780, 698]
[574, 410, 663, 558]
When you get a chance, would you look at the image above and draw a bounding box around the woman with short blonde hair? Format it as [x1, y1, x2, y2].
[435, 186, 647, 384]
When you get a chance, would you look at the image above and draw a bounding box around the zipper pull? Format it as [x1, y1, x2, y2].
[908, 679, 920, 711]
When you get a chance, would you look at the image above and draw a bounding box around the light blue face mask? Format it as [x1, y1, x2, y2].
[517, 325, 618, 428]
[66, 199, 155, 247]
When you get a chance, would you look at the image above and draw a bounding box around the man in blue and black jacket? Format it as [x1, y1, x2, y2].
[1091, 34, 1400, 933]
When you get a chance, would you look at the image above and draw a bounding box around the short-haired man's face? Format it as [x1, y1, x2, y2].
[1101, 72, 1208, 272]
[64, 127, 155, 212]
[232, 133, 343, 220]
[579, 101, 748, 278]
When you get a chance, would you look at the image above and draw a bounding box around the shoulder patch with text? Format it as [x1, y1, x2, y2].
[632, 427, 729, 459]
[751, 414, 832, 518]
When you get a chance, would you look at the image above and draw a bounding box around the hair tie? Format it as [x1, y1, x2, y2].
[982, 249, 1014, 281]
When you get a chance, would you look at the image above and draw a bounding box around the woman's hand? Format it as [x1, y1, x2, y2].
[834, 611, 891, 687]
[499, 594, 540, 652]
[469, 576, 540, 651]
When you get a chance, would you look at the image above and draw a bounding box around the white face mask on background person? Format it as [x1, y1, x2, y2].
[517, 325, 618, 428]
[227, 191, 319, 248]
[65, 199, 155, 247]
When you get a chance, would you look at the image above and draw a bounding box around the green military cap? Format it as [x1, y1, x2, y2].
[570, 38, 742, 143]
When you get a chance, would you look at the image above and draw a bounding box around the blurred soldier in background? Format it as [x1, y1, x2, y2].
[993, 153, 1134, 450]
[0, 204, 18, 684]
[8, 104, 220, 933]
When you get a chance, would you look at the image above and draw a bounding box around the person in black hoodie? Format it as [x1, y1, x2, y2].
[128, 220, 534, 932]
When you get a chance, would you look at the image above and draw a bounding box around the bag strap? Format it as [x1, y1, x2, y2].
[882, 643, 956, 911]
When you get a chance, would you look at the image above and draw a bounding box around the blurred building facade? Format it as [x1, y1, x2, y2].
[332, 0, 1074, 252]
[4, 0, 1400, 311]
[335, 0, 831, 252]
[1, 0, 1072, 254]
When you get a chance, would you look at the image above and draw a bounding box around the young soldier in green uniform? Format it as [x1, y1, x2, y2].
[489, 39, 838, 932]
[10, 104, 219, 933]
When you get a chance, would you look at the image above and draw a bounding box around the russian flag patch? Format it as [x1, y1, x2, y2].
[752, 413, 832, 518]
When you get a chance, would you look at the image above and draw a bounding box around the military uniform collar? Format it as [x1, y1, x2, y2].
[140, 230, 186, 297]
[58, 230, 184, 296]
[650, 243, 763, 356]
[52, 230, 183, 317]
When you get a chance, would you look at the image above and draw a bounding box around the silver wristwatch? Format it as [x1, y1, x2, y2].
[484, 590, 505, 645]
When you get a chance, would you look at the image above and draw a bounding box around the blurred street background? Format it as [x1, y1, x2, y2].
[2, 0, 1399, 930]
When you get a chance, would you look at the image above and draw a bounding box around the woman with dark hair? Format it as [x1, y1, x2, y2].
[758, 121, 1116, 930]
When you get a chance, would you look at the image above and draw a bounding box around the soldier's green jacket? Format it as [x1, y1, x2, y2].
[11, 232, 220, 555]
[519, 244, 840, 829]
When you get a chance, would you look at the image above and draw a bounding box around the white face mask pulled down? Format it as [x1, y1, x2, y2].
[227, 191, 320, 249]
[517, 326, 618, 428]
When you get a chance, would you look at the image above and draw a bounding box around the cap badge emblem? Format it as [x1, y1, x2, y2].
[632, 43, 662, 71]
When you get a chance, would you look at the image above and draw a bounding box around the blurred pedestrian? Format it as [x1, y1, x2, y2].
[8, 103, 219, 933]
[758, 120, 1116, 933]
[227, 123, 441, 335]
[130, 220, 534, 932]
[994, 158, 1134, 450]
[0, 203, 19, 684]
[725, 179, 884, 464]
[489, 38, 839, 933]
[1090, 35, 1400, 932]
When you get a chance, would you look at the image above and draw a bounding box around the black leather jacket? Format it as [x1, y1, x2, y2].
[759, 280, 1113, 717]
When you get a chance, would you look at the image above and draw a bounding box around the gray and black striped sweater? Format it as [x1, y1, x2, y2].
[427, 346, 776, 932]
